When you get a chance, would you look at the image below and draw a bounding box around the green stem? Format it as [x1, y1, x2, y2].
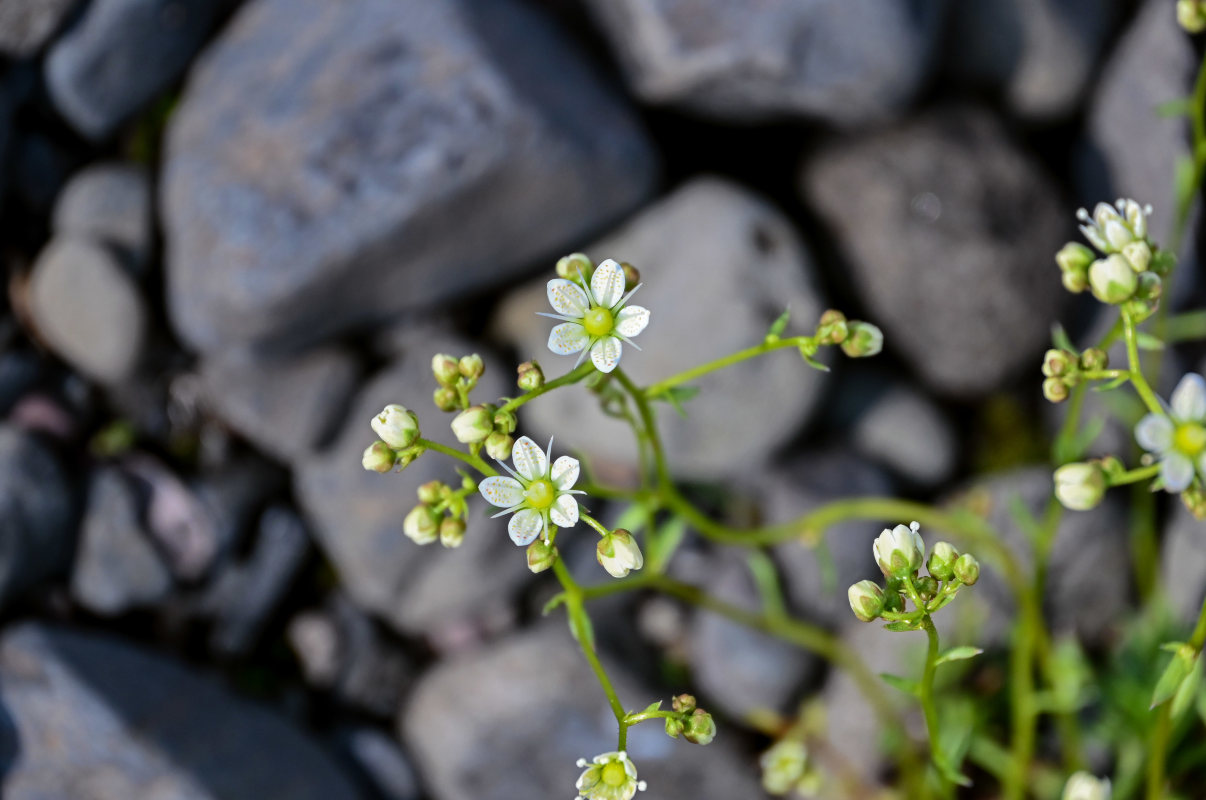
[415, 438, 498, 477]
[498, 362, 595, 413]
[642, 335, 816, 398]
[580, 512, 611, 537]
[919, 616, 946, 791]
[1122, 308, 1165, 416]
[1108, 464, 1161, 487]
[623, 709, 678, 727]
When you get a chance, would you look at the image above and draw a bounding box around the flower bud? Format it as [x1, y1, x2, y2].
[1053, 462, 1107, 511]
[916, 575, 939, 602]
[873, 523, 924, 578]
[432, 354, 461, 387]
[1150, 249, 1176, 276]
[1181, 484, 1206, 520]
[1136, 271, 1162, 302]
[927, 541, 959, 582]
[417, 480, 444, 505]
[664, 717, 684, 739]
[526, 539, 557, 573]
[1088, 254, 1138, 304]
[840, 321, 884, 358]
[1123, 297, 1157, 323]
[1179, 0, 1206, 33]
[1079, 348, 1108, 372]
[596, 529, 644, 578]
[371, 404, 420, 449]
[439, 517, 466, 548]
[433, 386, 459, 412]
[1043, 377, 1070, 404]
[492, 408, 517, 434]
[815, 309, 848, 345]
[517, 360, 545, 392]
[847, 580, 885, 622]
[672, 694, 697, 713]
[1056, 242, 1094, 274]
[1061, 269, 1088, 294]
[1062, 771, 1112, 800]
[451, 405, 495, 444]
[760, 740, 808, 796]
[683, 709, 716, 745]
[621, 261, 641, 290]
[1093, 202, 1134, 251]
[458, 353, 484, 380]
[1122, 240, 1151, 272]
[883, 588, 906, 614]
[403, 505, 439, 545]
[556, 252, 593, 281]
[362, 441, 396, 473]
[485, 431, 514, 461]
[953, 553, 980, 586]
[1042, 349, 1074, 378]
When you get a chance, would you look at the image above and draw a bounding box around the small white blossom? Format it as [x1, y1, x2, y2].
[541, 258, 650, 374]
[478, 435, 584, 545]
[1135, 373, 1206, 493]
[1062, 771, 1111, 800]
[1076, 199, 1151, 255]
[872, 521, 925, 577]
[371, 404, 419, 449]
[574, 751, 647, 800]
[596, 529, 643, 578]
[1053, 462, 1107, 511]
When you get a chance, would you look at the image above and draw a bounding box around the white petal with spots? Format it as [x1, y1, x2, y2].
[549, 493, 579, 528]
[590, 336, 623, 373]
[591, 259, 626, 309]
[1171, 373, 1206, 422]
[478, 476, 524, 508]
[1162, 452, 1195, 493]
[508, 507, 544, 545]
[550, 455, 580, 491]
[511, 435, 548, 482]
[548, 321, 590, 355]
[547, 279, 589, 318]
[1135, 413, 1173, 453]
[614, 305, 649, 338]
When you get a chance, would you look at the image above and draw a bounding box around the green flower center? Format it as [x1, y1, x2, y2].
[583, 306, 614, 337]
[600, 762, 627, 787]
[1174, 423, 1206, 456]
[524, 479, 556, 509]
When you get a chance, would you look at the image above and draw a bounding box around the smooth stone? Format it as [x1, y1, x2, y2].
[848, 384, 956, 488]
[53, 162, 152, 257]
[334, 727, 421, 800]
[0, 0, 80, 57]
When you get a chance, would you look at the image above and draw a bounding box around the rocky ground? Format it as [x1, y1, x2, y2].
[0, 0, 1200, 797]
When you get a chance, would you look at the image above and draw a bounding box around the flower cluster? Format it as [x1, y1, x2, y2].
[361, 404, 423, 473]
[1040, 346, 1109, 404]
[403, 476, 477, 548]
[661, 694, 716, 745]
[573, 751, 646, 800]
[431, 353, 485, 412]
[848, 522, 979, 626]
[1056, 200, 1171, 316]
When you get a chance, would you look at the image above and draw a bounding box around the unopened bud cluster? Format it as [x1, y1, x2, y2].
[848, 522, 979, 626]
[661, 694, 716, 746]
[403, 475, 478, 548]
[450, 403, 519, 460]
[361, 405, 424, 473]
[1058, 200, 1171, 318]
[812, 309, 883, 358]
[432, 353, 487, 413]
[1041, 346, 1109, 403]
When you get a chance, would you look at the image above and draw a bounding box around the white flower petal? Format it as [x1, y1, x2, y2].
[1135, 413, 1174, 453]
[614, 305, 650, 338]
[591, 259, 626, 309]
[508, 507, 544, 545]
[511, 435, 548, 482]
[1171, 373, 1206, 421]
[478, 476, 525, 508]
[550, 455, 580, 490]
[590, 336, 623, 373]
[1162, 453, 1195, 493]
[548, 321, 590, 356]
[547, 279, 589, 318]
[549, 493, 579, 528]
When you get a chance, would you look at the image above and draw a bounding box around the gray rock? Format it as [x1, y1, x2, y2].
[71, 466, 172, 615]
[1159, 501, 1206, 626]
[12, 133, 80, 216]
[0, 0, 80, 56]
[125, 454, 220, 581]
[28, 237, 148, 384]
[583, 0, 946, 126]
[287, 611, 341, 688]
[192, 456, 289, 569]
[294, 329, 532, 635]
[849, 385, 957, 487]
[687, 552, 818, 719]
[336, 727, 421, 800]
[199, 347, 362, 464]
[0, 623, 361, 799]
[0, 426, 77, 605]
[45, 0, 226, 140]
[945, 0, 1122, 119]
[162, 0, 658, 356]
[53, 162, 152, 258]
[206, 504, 310, 657]
[402, 624, 768, 800]
[801, 107, 1066, 397]
[491, 177, 827, 480]
[1080, 0, 1196, 249]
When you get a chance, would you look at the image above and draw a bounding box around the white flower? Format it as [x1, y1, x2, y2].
[574, 751, 647, 800]
[371, 404, 419, 449]
[1076, 199, 1151, 254]
[478, 435, 583, 545]
[1134, 373, 1206, 493]
[540, 258, 650, 374]
[1062, 771, 1111, 800]
[872, 521, 925, 578]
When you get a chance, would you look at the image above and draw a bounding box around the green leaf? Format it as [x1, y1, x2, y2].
[639, 700, 663, 715]
[764, 307, 791, 343]
[936, 700, 975, 787]
[883, 620, 920, 632]
[1156, 97, 1193, 118]
[935, 646, 984, 666]
[1051, 324, 1075, 353]
[542, 593, 567, 615]
[1092, 376, 1130, 392]
[646, 516, 687, 574]
[567, 602, 596, 651]
[879, 673, 922, 697]
[651, 386, 701, 419]
[798, 350, 830, 372]
[1175, 155, 1196, 222]
[1136, 332, 1165, 352]
[1151, 644, 1197, 709]
[1172, 652, 1203, 720]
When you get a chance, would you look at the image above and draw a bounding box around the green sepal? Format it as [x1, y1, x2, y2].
[935, 646, 984, 666]
[1151, 643, 1197, 709]
[764, 308, 791, 343]
[879, 673, 922, 697]
[639, 700, 663, 715]
[797, 343, 830, 372]
[651, 386, 700, 419]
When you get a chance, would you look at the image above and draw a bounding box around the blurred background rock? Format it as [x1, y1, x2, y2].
[0, 0, 1198, 796]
